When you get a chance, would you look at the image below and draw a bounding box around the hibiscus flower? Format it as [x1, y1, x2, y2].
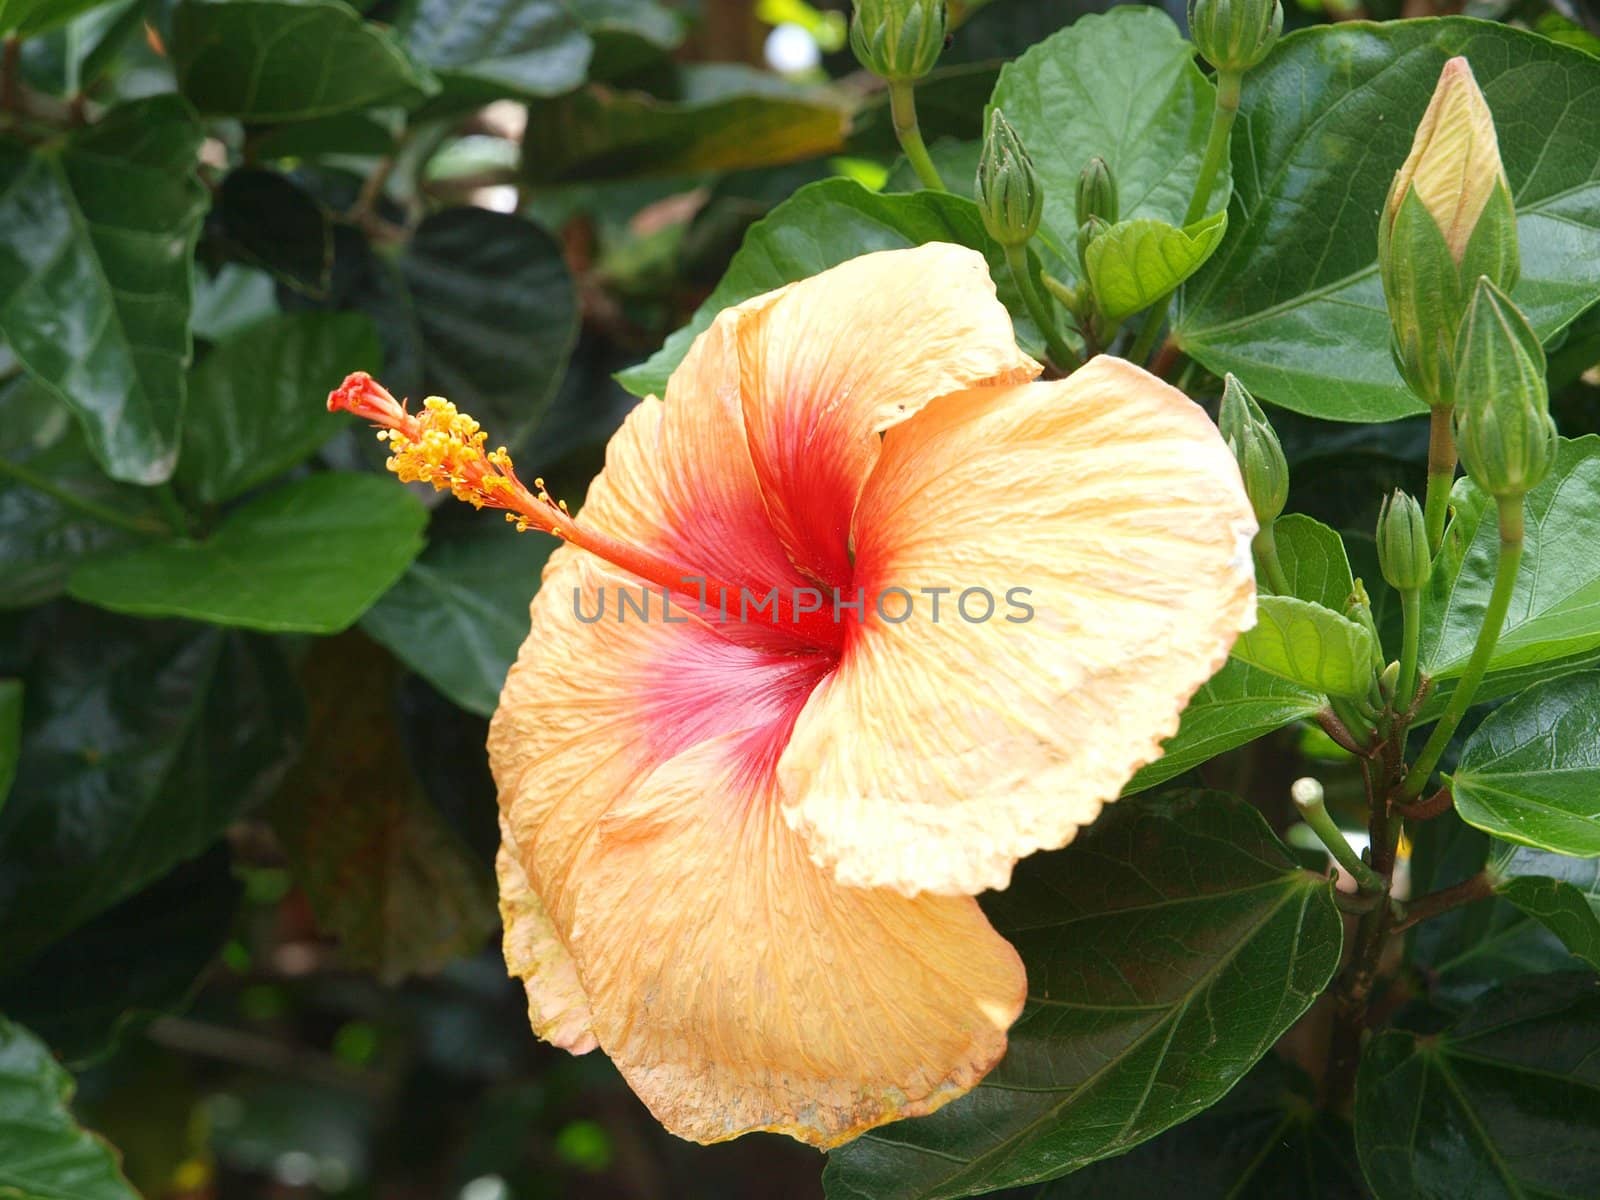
[328, 243, 1256, 1147]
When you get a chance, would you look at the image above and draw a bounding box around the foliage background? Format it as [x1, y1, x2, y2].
[2, 0, 1599, 1197]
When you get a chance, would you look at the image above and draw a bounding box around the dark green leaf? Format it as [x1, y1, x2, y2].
[523, 64, 852, 183]
[1355, 972, 1600, 1199]
[1450, 671, 1600, 857]
[0, 1017, 137, 1200]
[1421, 437, 1600, 686]
[172, 0, 434, 120]
[0, 379, 166, 609]
[403, 0, 590, 101]
[1179, 19, 1600, 422]
[0, 96, 207, 484]
[580, 0, 683, 80]
[1229, 595, 1379, 699]
[361, 514, 552, 717]
[1125, 659, 1323, 793]
[68, 473, 427, 633]
[824, 791, 1342, 1199]
[0, 0, 116, 36]
[0, 847, 241, 1066]
[1274, 513, 1357, 612]
[0, 608, 301, 966]
[269, 634, 497, 982]
[1029, 1057, 1364, 1200]
[250, 110, 400, 159]
[616, 177, 1046, 398]
[213, 168, 333, 295]
[177, 312, 381, 505]
[988, 7, 1226, 279]
[1493, 841, 1600, 970]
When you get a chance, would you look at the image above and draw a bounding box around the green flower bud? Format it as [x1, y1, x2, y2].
[976, 108, 1042, 248]
[1217, 373, 1287, 526]
[849, 0, 945, 82]
[1188, 0, 1282, 73]
[1376, 489, 1430, 591]
[1345, 578, 1386, 675]
[1453, 277, 1557, 499]
[1075, 156, 1118, 229]
[1378, 57, 1519, 409]
[1076, 214, 1109, 275]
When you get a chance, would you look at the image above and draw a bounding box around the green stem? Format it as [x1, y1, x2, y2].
[1252, 523, 1291, 595]
[0, 456, 167, 536]
[1397, 587, 1422, 712]
[1185, 70, 1241, 227]
[1294, 781, 1385, 893]
[888, 81, 945, 193]
[1423, 404, 1456, 554]
[1401, 497, 1524, 797]
[1123, 70, 1241, 366]
[1004, 243, 1079, 373]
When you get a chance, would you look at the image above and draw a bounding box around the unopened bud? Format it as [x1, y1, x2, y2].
[849, 0, 945, 82]
[1376, 490, 1430, 591]
[1378, 57, 1519, 408]
[1345, 579, 1385, 674]
[1217, 373, 1288, 526]
[1188, 0, 1282, 73]
[1076, 214, 1109, 275]
[1453, 277, 1557, 499]
[1075, 156, 1118, 229]
[976, 108, 1042, 248]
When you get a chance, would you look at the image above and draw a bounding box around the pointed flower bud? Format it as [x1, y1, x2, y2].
[1378, 57, 1519, 408]
[976, 108, 1042, 248]
[1453, 277, 1557, 499]
[1188, 0, 1282, 73]
[1075, 156, 1118, 229]
[1217, 373, 1287, 526]
[849, 0, 945, 82]
[1376, 489, 1430, 591]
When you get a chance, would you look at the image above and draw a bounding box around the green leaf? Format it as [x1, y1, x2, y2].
[1125, 659, 1323, 793]
[0, 1017, 137, 1200]
[1493, 842, 1600, 970]
[1355, 973, 1600, 1200]
[0, 0, 116, 35]
[177, 313, 381, 505]
[1027, 1057, 1364, 1200]
[0, 382, 167, 609]
[1421, 437, 1600, 684]
[172, 0, 435, 120]
[0, 96, 207, 484]
[0, 678, 17, 814]
[68, 473, 427, 634]
[403, 0, 591, 102]
[1273, 513, 1356, 612]
[1178, 19, 1600, 422]
[0, 609, 301, 966]
[1450, 671, 1600, 857]
[361, 513, 553, 717]
[616, 177, 1046, 398]
[213, 168, 333, 295]
[1229, 595, 1378, 699]
[824, 791, 1342, 1199]
[580, 0, 683, 80]
[0, 847, 241, 1067]
[522, 64, 852, 183]
[1084, 212, 1227, 323]
[300, 208, 578, 454]
[268, 634, 497, 982]
[987, 7, 1227, 279]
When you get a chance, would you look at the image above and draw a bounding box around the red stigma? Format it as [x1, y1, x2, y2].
[328, 371, 402, 421]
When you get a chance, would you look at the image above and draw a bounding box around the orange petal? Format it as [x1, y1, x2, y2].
[570, 731, 1024, 1148]
[734, 244, 1039, 586]
[497, 824, 597, 1053]
[778, 356, 1258, 897]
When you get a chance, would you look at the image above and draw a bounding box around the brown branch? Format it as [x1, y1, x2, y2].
[1395, 783, 1453, 822]
[1391, 870, 1496, 934]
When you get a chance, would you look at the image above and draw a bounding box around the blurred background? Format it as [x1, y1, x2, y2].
[3, 0, 1599, 1196]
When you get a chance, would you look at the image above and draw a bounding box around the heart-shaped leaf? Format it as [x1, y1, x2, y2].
[1492, 841, 1600, 970]
[824, 791, 1341, 1199]
[1084, 211, 1227, 323]
[69, 473, 427, 634]
[1229, 595, 1378, 700]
